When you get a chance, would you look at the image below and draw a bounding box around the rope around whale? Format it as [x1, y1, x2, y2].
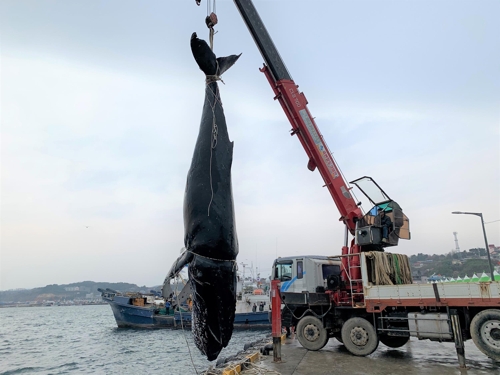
[206, 60, 224, 217]
[186, 249, 238, 271]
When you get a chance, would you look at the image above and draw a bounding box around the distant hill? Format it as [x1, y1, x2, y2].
[410, 248, 499, 280]
[0, 281, 162, 304]
[4, 248, 497, 302]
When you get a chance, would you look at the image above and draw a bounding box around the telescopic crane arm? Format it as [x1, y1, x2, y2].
[231, 0, 362, 234]
[194, 0, 408, 287]
[195, 0, 362, 233]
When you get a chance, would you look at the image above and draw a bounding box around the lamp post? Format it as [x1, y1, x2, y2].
[452, 211, 495, 279]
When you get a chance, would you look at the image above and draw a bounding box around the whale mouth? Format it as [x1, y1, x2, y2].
[189, 256, 237, 360]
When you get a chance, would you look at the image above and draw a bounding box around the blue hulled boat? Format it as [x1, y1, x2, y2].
[99, 288, 270, 329]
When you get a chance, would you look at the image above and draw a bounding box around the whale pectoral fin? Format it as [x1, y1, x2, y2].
[216, 54, 241, 77]
[175, 281, 193, 306]
[162, 282, 173, 299]
[162, 249, 194, 298]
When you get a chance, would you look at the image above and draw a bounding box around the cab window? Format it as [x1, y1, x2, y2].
[322, 264, 340, 279]
[275, 262, 293, 281]
[297, 261, 303, 279]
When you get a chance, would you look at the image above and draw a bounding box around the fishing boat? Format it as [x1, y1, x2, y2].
[99, 285, 271, 329]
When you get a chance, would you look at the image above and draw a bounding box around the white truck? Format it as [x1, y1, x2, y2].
[273, 253, 500, 362]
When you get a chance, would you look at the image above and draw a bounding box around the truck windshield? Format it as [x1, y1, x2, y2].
[275, 262, 293, 281]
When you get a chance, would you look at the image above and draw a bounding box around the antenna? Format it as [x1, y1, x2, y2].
[240, 262, 248, 281]
[453, 232, 460, 254]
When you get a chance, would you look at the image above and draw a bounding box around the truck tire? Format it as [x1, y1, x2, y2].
[296, 315, 329, 351]
[470, 309, 500, 361]
[341, 317, 379, 356]
[379, 335, 409, 348]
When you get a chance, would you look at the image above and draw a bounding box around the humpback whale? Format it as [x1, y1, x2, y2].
[162, 33, 240, 361]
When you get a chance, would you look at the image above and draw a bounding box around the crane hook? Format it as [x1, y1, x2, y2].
[205, 12, 218, 28]
[205, 12, 218, 50]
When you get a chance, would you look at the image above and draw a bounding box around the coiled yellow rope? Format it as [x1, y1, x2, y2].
[366, 252, 412, 285]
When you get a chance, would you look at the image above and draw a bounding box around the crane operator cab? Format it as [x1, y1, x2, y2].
[350, 176, 410, 250]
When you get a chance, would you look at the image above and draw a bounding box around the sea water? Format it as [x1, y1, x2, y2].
[3, 305, 499, 375]
[0, 305, 267, 374]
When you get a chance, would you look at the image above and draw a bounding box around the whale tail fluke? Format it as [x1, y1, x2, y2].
[216, 54, 241, 77]
[191, 32, 241, 78]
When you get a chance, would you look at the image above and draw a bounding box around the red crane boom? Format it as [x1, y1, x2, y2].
[259, 67, 362, 233]
[225, 0, 363, 234]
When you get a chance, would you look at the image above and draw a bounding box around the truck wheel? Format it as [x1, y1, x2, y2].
[379, 335, 409, 348]
[296, 315, 329, 351]
[341, 317, 379, 356]
[470, 309, 500, 361]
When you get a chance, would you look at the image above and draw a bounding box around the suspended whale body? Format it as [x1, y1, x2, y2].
[162, 33, 240, 361]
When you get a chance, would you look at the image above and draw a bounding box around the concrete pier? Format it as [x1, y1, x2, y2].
[238, 335, 499, 375]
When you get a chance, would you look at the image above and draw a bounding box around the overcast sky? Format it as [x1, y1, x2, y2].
[1, 0, 499, 290]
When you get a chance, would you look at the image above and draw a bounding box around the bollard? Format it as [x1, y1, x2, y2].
[271, 279, 282, 362]
[450, 309, 467, 369]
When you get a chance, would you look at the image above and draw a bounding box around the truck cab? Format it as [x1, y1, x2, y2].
[273, 256, 341, 294]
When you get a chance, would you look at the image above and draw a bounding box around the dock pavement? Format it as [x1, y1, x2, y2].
[233, 334, 498, 375]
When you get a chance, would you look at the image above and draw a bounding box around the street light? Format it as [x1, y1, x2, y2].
[452, 211, 495, 279]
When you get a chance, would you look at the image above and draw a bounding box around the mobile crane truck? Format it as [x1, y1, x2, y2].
[196, 0, 500, 363]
